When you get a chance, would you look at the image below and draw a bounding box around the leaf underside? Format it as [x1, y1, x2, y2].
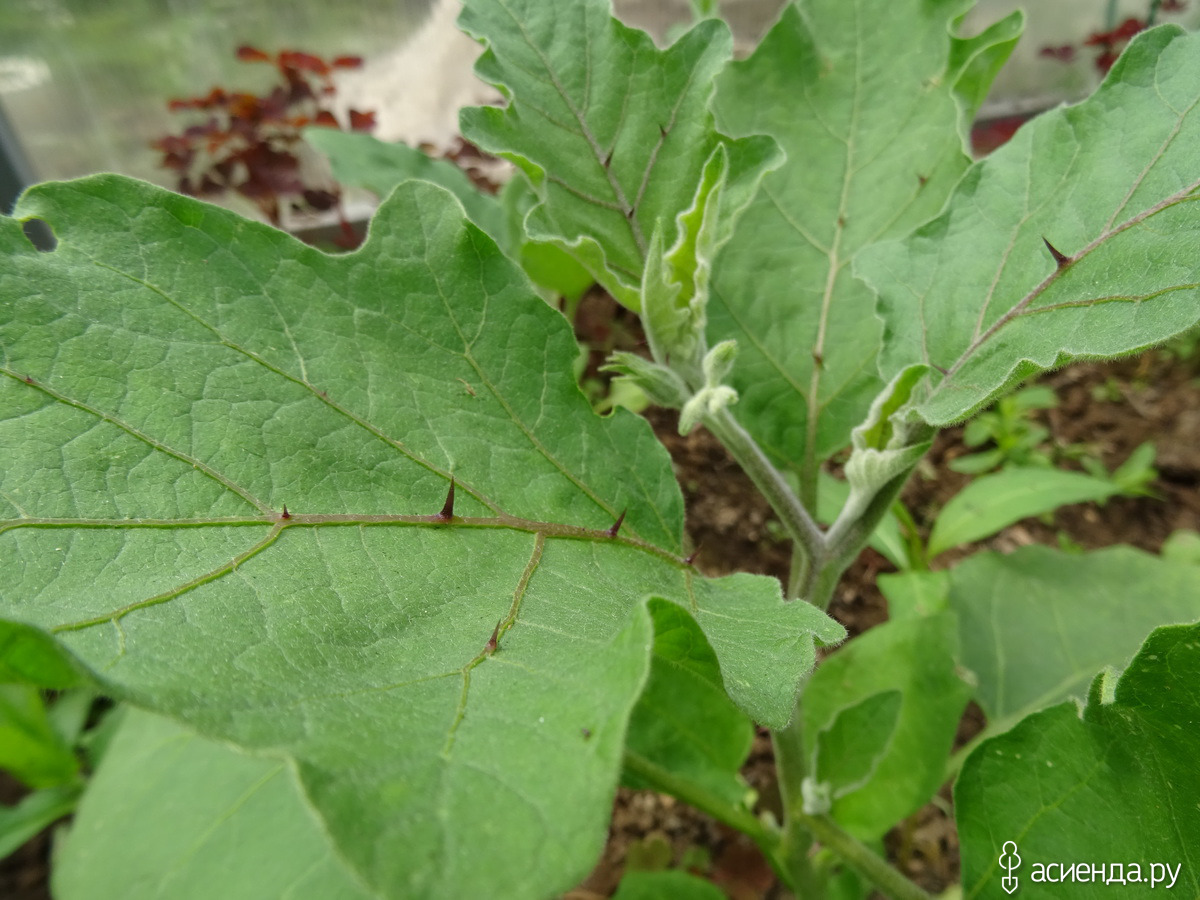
[862, 25, 1200, 426]
[458, 0, 779, 309]
[0, 176, 840, 899]
[708, 0, 1003, 475]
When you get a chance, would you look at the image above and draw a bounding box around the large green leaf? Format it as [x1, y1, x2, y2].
[957, 623, 1200, 898]
[0, 175, 841, 899]
[708, 0, 1017, 479]
[54, 707, 370, 900]
[861, 25, 1200, 426]
[458, 0, 780, 309]
[946, 546, 1200, 737]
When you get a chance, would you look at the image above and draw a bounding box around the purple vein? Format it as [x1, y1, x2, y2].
[421, 227, 656, 544]
[442, 532, 546, 757]
[804, 0, 863, 487]
[971, 146, 1082, 344]
[493, 0, 645, 254]
[1103, 89, 1200, 232]
[945, 177, 1200, 380]
[51, 522, 285, 633]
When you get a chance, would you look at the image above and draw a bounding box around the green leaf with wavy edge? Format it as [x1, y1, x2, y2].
[927, 467, 1121, 559]
[53, 707, 370, 900]
[0, 175, 841, 899]
[957, 623, 1200, 899]
[945, 546, 1200, 737]
[861, 25, 1200, 427]
[457, 0, 780, 310]
[305, 129, 594, 301]
[946, 9, 1024, 125]
[802, 614, 971, 840]
[708, 0, 1015, 482]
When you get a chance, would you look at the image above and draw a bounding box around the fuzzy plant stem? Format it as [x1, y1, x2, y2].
[793, 811, 935, 900]
[703, 409, 935, 895]
[703, 406, 829, 584]
[622, 749, 796, 886]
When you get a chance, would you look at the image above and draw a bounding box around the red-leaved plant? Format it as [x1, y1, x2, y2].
[1041, 0, 1188, 73]
[151, 45, 376, 247]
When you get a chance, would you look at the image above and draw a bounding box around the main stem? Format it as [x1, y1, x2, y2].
[704, 406, 828, 579]
[705, 407, 932, 898]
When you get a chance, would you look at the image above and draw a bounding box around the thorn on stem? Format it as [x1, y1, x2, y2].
[280, 505, 292, 520]
[484, 620, 501, 656]
[931, 363, 949, 376]
[811, 350, 824, 369]
[436, 478, 456, 522]
[603, 149, 613, 168]
[1042, 236, 1071, 269]
[581, 727, 592, 740]
[605, 510, 626, 538]
[684, 547, 700, 566]
[918, 173, 929, 187]
[658, 123, 668, 139]
[24, 375, 34, 384]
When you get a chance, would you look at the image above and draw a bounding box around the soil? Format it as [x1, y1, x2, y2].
[5, 293, 1199, 899]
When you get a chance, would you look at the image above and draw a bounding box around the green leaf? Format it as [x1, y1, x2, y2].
[303, 127, 506, 240]
[811, 690, 902, 801]
[458, 0, 780, 309]
[0, 783, 80, 860]
[1, 175, 838, 898]
[642, 145, 731, 370]
[803, 614, 971, 839]
[878, 570, 951, 621]
[709, 0, 1014, 476]
[1162, 528, 1200, 565]
[612, 869, 727, 900]
[957, 623, 1200, 899]
[623, 600, 753, 811]
[946, 546, 1200, 735]
[927, 467, 1121, 559]
[0, 684, 80, 789]
[862, 25, 1200, 426]
[0, 620, 82, 688]
[946, 9, 1024, 124]
[306, 129, 594, 301]
[498, 176, 596, 301]
[53, 707, 370, 900]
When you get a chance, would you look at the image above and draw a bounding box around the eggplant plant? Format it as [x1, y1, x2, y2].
[3, 1, 1200, 898]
